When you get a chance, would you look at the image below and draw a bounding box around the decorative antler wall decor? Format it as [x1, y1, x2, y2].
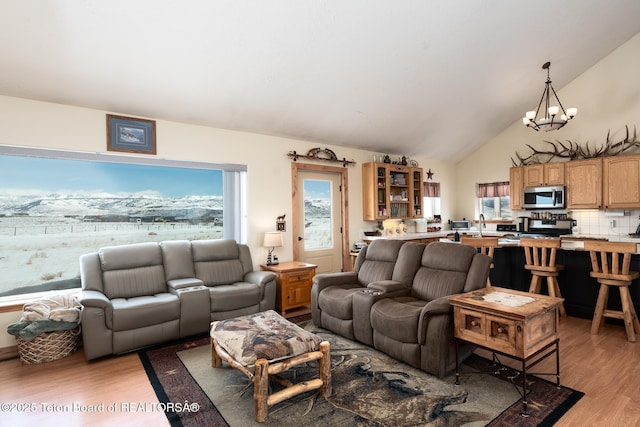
[511, 125, 640, 166]
[287, 147, 356, 167]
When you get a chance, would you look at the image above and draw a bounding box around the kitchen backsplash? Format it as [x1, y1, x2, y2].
[569, 210, 640, 236]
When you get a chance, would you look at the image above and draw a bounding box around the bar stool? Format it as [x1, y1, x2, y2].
[519, 237, 566, 316]
[461, 236, 499, 287]
[584, 241, 640, 342]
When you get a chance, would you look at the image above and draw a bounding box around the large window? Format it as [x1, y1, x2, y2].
[0, 146, 246, 297]
[476, 181, 511, 219]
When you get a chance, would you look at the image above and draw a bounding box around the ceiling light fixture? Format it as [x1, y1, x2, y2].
[523, 61, 577, 132]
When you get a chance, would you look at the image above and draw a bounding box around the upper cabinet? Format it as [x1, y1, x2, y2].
[523, 163, 565, 187]
[509, 167, 524, 210]
[566, 158, 602, 209]
[362, 162, 423, 220]
[603, 154, 640, 209]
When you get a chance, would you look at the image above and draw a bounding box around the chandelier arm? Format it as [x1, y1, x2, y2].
[548, 84, 569, 117]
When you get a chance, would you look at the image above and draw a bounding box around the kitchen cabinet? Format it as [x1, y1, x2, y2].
[603, 154, 640, 209]
[565, 158, 602, 209]
[509, 167, 524, 210]
[362, 162, 423, 220]
[523, 163, 565, 187]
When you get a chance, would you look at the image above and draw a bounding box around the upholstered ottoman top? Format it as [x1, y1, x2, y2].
[210, 310, 323, 366]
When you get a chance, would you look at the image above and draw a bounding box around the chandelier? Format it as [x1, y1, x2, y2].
[522, 61, 577, 132]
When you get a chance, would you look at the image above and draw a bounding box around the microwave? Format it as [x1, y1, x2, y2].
[522, 186, 565, 209]
[450, 220, 472, 230]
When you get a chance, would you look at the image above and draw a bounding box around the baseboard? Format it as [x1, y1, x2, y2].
[0, 345, 18, 361]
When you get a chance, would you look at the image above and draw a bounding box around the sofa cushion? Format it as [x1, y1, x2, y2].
[318, 284, 363, 319]
[355, 240, 405, 286]
[111, 293, 180, 331]
[160, 240, 195, 281]
[99, 242, 162, 271]
[370, 297, 426, 343]
[102, 265, 167, 299]
[192, 240, 245, 285]
[411, 243, 476, 301]
[99, 243, 167, 299]
[209, 282, 261, 311]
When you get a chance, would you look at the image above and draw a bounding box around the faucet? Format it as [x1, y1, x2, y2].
[479, 214, 486, 237]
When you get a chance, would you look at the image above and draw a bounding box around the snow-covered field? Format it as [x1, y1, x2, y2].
[0, 217, 221, 294]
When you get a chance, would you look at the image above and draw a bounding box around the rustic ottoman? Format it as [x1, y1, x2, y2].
[210, 310, 331, 422]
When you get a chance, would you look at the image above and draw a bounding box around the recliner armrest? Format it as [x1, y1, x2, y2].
[244, 271, 276, 286]
[79, 290, 111, 309]
[312, 271, 358, 293]
[367, 280, 410, 294]
[167, 278, 205, 290]
[422, 295, 452, 315]
[417, 295, 453, 345]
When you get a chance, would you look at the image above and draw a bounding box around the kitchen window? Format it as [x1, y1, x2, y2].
[476, 181, 511, 219]
[423, 182, 441, 218]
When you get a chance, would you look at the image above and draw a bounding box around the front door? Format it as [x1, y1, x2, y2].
[293, 166, 346, 274]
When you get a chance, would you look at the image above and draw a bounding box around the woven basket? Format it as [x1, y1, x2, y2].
[16, 327, 81, 364]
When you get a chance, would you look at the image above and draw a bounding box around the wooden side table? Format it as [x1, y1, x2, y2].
[260, 261, 317, 318]
[449, 287, 563, 417]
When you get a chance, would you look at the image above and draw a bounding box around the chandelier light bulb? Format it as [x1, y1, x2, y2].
[566, 107, 577, 118]
[525, 111, 536, 120]
[548, 106, 559, 116]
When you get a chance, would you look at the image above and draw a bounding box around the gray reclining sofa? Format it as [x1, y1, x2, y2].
[79, 239, 276, 360]
[311, 239, 491, 377]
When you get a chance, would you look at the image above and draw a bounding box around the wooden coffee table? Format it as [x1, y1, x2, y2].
[449, 287, 563, 417]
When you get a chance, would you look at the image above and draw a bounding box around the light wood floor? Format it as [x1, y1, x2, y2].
[1, 316, 639, 426]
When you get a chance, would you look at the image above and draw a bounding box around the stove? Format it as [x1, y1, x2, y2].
[526, 219, 574, 236]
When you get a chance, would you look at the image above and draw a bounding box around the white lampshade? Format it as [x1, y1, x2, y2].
[263, 231, 283, 248]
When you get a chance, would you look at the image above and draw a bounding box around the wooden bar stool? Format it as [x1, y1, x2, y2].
[584, 241, 640, 342]
[461, 236, 499, 287]
[519, 238, 566, 316]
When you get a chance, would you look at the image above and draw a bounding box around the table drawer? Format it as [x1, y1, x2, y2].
[283, 270, 314, 285]
[454, 307, 519, 356]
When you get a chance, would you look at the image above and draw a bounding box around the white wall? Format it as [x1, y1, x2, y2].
[456, 32, 640, 230]
[0, 95, 456, 261]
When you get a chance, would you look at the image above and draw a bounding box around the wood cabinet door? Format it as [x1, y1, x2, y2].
[523, 163, 564, 187]
[566, 159, 602, 209]
[604, 155, 640, 209]
[523, 164, 544, 187]
[509, 167, 524, 210]
[362, 162, 389, 220]
[544, 163, 565, 185]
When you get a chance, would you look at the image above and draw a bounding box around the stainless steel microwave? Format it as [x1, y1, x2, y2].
[522, 186, 565, 209]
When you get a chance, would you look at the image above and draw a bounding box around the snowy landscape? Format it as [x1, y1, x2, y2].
[0, 192, 223, 295]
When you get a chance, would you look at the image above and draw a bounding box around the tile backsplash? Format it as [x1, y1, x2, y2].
[569, 210, 640, 236]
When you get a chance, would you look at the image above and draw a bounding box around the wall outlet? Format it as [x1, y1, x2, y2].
[609, 219, 616, 228]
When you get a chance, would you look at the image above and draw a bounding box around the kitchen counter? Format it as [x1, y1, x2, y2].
[363, 230, 511, 241]
[363, 231, 640, 251]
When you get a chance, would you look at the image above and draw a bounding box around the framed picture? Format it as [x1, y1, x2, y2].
[106, 114, 156, 155]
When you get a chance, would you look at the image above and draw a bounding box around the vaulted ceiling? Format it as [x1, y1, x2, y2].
[2, 1, 640, 162]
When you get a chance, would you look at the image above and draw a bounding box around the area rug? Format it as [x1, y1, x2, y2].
[139, 324, 583, 427]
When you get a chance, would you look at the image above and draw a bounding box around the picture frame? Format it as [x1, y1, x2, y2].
[106, 114, 156, 155]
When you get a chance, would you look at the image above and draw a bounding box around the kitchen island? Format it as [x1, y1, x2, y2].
[360, 232, 640, 321]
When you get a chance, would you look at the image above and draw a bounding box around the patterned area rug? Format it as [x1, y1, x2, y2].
[139, 323, 583, 427]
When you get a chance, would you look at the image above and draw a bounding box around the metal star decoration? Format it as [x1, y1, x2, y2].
[426, 169, 434, 180]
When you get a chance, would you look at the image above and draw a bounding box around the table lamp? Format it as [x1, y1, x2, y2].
[263, 231, 283, 265]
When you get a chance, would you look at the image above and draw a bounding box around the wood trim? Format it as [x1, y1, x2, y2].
[291, 162, 350, 271]
[0, 345, 18, 361]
